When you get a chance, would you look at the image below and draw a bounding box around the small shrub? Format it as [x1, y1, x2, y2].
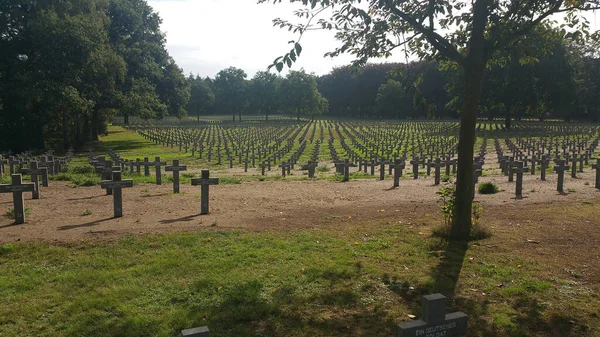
[333, 174, 349, 182]
[435, 186, 491, 241]
[66, 165, 95, 174]
[478, 182, 499, 194]
[567, 188, 576, 193]
[82, 209, 92, 216]
[441, 175, 451, 183]
[5, 207, 32, 219]
[258, 177, 266, 181]
[316, 165, 330, 173]
[211, 220, 217, 227]
[219, 177, 241, 184]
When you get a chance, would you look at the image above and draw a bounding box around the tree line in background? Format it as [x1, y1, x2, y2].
[192, 25, 599, 125]
[0, 0, 189, 152]
[2, 1, 600, 153]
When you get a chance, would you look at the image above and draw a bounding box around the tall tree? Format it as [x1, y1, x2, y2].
[264, 0, 600, 240]
[187, 75, 215, 122]
[249, 71, 281, 121]
[278, 69, 328, 120]
[213, 67, 248, 122]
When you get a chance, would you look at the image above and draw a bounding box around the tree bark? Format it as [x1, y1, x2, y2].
[451, 0, 489, 241]
[505, 112, 511, 129]
[63, 108, 69, 150]
[124, 115, 129, 124]
[91, 108, 99, 141]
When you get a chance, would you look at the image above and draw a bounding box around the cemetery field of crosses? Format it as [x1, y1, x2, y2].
[3, 0, 600, 335]
[1, 119, 600, 336]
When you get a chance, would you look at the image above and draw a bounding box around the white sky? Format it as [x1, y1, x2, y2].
[148, 0, 600, 79]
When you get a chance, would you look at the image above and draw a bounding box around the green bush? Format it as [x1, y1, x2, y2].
[65, 165, 95, 174]
[435, 185, 491, 241]
[478, 182, 499, 194]
[316, 165, 330, 173]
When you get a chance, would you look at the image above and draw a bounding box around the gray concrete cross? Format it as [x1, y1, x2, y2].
[396, 293, 468, 337]
[152, 157, 167, 185]
[100, 168, 133, 218]
[20, 161, 47, 199]
[165, 160, 187, 193]
[191, 170, 219, 215]
[0, 174, 35, 224]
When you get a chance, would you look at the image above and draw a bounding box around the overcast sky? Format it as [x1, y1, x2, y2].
[148, 0, 600, 79]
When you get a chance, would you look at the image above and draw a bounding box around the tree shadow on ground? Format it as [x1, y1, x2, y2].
[58, 217, 113, 230]
[159, 214, 201, 225]
[398, 239, 592, 337]
[183, 278, 395, 337]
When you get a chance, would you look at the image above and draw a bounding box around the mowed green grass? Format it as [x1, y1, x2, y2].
[1, 224, 598, 337]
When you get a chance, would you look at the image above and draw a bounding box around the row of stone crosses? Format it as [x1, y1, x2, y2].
[88, 150, 219, 219]
[0, 150, 73, 224]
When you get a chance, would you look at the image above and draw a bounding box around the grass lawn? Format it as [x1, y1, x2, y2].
[1, 223, 598, 337]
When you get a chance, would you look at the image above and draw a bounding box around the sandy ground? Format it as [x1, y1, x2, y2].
[1, 168, 598, 244]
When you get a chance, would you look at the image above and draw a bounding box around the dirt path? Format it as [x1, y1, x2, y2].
[1, 171, 598, 244]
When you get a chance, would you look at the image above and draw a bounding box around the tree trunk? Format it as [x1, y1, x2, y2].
[63, 108, 69, 150]
[232, 110, 236, 122]
[505, 113, 511, 129]
[124, 115, 129, 125]
[91, 108, 99, 141]
[451, 0, 488, 241]
[297, 108, 300, 121]
[239, 111, 242, 122]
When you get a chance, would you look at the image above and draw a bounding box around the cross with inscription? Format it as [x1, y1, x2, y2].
[152, 157, 167, 185]
[101, 168, 133, 218]
[396, 293, 468, 337]
[0, 174, 35, 224]
[191, 170, 219, 215]
[554, 159, 569, 193]
[513, 161, 529, 199]
[165, 160, 187, 193]
[20, 161, 47, 200]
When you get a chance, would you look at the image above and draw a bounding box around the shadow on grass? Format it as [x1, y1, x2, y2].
[159, 214, 201, 225]
[184, 279, 395, 337]
[58, 217, 113, 230]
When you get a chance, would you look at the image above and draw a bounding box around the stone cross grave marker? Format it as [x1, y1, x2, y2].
[410, 158, 420, 180]
[430, 158, 445, 185]
[554, 159, 569, 193]
[592, 158, 600, 189]
[396, 293, 467, 337]
[571, 153, 578, 178]
[8, 156, 21, 175]
[95, 160, 114, 195]
[191, 170, 219, 215]
[279, 162, 289, 177]
[0, 174, 35, 224]
[20, 161, 47, 200]
[393, 159, 405, 188]
[0, 155, 7, 176]
[153, 157, 167, 185]
[101, 168, 133, 218]
[143, 157, 151, 177]
[181, 326, 209, 337]
[306, 161, 318, 178]
[513, 161, 529, 199]
[166, 160, 187, 193]
[540, 156, 550, 181]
